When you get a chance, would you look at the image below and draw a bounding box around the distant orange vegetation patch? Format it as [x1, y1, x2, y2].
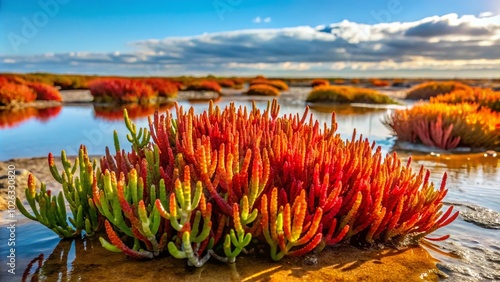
[28, 82, 63, 102]
[246, 84, 281, 96]
[89, 78, 156, 103]
[0, 75, 63, 104]
[311, 79, 330, 87]
[218, 79, 235, 88]
[406, 81, 472, 100]
[431, 87, 500, 112]
[143, 78, 178, 98]
[370, 79, 391, 87]
[307, 85, 397, 104]
[0, 77, 37, 106]
[186, 80, 222, 93]
[250, 79, 289, 91]
[385, 103, 500, 150]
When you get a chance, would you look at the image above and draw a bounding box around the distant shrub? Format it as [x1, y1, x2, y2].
[245, 84, 280, 96]
[0, 78, 36, 106]
[306, 85, 397, 104]
[385, 103, 500, 150]
[311, 79, 330, 87]
[232, 78, 246, 85]
[28, 82, 63, 102]
[431, 87, 500, 112]
[218, 79, 236, 88]
[350, 78, 360, 84]
[0, 75, 29, 85]
[186, 80, 222, 93]
[332, 79, 345, 85]
[406, 81, 472, 100]
[144, 78, 178, 98]
[370, 79, 391, 87]
[250, 79, 289, 91]
[89, 78, 156, 103]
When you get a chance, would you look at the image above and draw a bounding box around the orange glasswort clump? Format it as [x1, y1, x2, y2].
[385, 102, 500, 150]
[28, 82, 63, 102]
[186, 80, 222, 93]
[245, 84, 281, 96]
[431, 87, 500, 112]
[218, 79, 236, 88]
[89, 78, 156, 103]
[143, 78, 178, 98]
[307, 85, 397, 104]
[250, 79, 289, 91]
[406, 81, 472, 100]
[370, 79, 391, 87]
[311, 79, 330, 87]
[0, 77, 37, 105]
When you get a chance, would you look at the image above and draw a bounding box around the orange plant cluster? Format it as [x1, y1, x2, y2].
[311, 79, 330, 87]
[0, 76, 64, 105]
[186, 80, 222, 93]
[246, 84, 281, 96]
[250, 79, 289, 91]
[406, 81, 472, 100]
[218, 78, 245, 89]
[385, 103, 500, 150]
[89, 78, 156, 103]
[307, 85, 397, 104]
[0, 78, 36, 105]
[370, 79, 391, 87]
[430, 87, 500, 112]
[28, 82, 63, 102]
[143, 78, 179, 98]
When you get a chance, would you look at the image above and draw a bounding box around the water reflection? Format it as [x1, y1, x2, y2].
[19, 236, 438, 281]
[0, 107, 62, 129]
[0, 99, 396, 160]
[396, 151, 500, 281]
[93, 103, 175, 121]
[308, 103, 385, 115]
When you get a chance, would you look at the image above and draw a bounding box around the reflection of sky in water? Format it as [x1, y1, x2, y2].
[0, 99, 396, 160]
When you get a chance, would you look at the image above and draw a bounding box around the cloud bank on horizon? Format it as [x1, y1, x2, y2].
[1, 13, 499, 77]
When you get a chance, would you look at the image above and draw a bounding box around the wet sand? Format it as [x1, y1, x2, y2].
[22, 237, 440, 282]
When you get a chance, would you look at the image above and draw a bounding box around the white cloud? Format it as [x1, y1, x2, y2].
[253, 16, 271, 24]
[1, 13, 499, 77]
[479, 11, 494, 18]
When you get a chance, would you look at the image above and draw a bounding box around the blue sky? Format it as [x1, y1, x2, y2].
[0, 0, 499, 77]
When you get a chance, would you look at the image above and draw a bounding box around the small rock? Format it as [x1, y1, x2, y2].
[303, 255, 318, 265]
